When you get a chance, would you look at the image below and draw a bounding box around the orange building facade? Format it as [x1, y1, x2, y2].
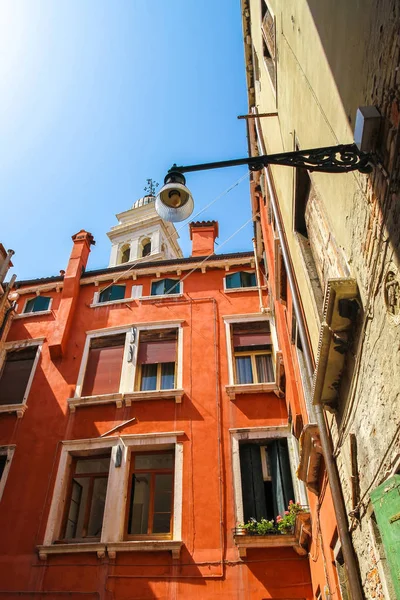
[0, 196, 322, 599]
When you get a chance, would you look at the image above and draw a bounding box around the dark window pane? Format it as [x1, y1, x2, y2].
[226, 272, 241, 288]
[235, 356, 253, 384]
[140, 364, 157, 391]
[128, 473, 151, 534]
[164, 279, 180, 294]
[241, 272, 256, 287]
[0, 347, 37, 405]
[153, 473, 173, 533]
[142, 242, 151, 257]
[161, 363, 175, 389]
[256, 354, 274, 382]
[151, 280, 166, 296]
[0, 455, 7, 480]
[24, 296, 50, 313]
[65, 480, 83, 539]
[99, 285, 125, 303]
[66, 477, 90, 539]
[75, 457, 110, 475]
[151, 279, 180, 296]
[87, 477, 108, 537]
[121, 247, 130, 263]
[134, 453, 174, 470]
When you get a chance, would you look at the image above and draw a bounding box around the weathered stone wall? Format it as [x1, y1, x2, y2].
[330, 1, 400, 595]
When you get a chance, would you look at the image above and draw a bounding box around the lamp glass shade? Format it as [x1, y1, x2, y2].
[155, 182, 194, 222]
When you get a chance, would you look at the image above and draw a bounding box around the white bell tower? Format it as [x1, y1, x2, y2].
[107, 194, 183, 267]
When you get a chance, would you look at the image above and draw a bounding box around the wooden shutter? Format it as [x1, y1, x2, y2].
[138, 341, 176, 365]
[233, 322, 271, 348]
[371, 475, 400, 597]
[269, 439, 295, 517]
[239, 444, 268, 522]
[0, 347, 37, 405]
[81, 334, 125, 397]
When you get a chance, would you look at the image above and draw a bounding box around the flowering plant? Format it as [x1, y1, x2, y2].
[236, 502, 304, 536]
[238, 517, 276, 535]
[276, 500, 303, 533]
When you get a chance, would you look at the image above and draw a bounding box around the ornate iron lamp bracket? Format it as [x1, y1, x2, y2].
[168, 143, 372, 178]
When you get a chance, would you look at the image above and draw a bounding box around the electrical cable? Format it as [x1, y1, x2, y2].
[96, 171, 250, 295]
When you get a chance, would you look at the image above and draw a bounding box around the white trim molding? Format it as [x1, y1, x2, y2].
[72, 321, 184, 411]
[222, 313, 281, 397]
[39, 431, 184, 560]
[230, 425, 306, 524]
[0, 339, 43, 418]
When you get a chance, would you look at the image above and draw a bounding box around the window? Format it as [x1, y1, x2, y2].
[150, 279, 181, 296]
[136, 329, 177, 391]
[23, 296, 51, 313]
[62, 455, 111, 541]
[232, 322, 274, 384]
[39, 433, 184, 559]
[260, 1, 276, 92]
[239, 439, 295, 522]
[141, 238, 152, 257]
[126, 451, 174, 538]
[81, 333, 126, 397]
[98, 285, 126, 303]
[0, 446, 15, 502]
[332, 544, 351, 600]
[0, 346, 39, 406]
[119, 245, 130, 264]
[225, 271, 257, 289]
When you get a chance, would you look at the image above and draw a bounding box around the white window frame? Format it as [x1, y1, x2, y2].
[223, 313, 279, 398]
[0, 445, 16, 502]
[71, 321, 184, 409]
[223, 270, 259, 293]
[15, 297, 53, 319]
[91, 285, 143, 307]
[0, 339, 43, 418]
[230, 426, 307, 524]
[38, 431, 184, 559]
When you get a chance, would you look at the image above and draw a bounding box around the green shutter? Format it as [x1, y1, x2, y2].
[226, 272, 241, 289]
[370, 475, 400, 597]
[239, 444, 267, 522]
[269, 439, 295, 518]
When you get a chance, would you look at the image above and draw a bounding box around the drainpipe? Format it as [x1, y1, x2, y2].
[252, 237, 265, 312]
[253, 114, 364, 600]
[0, 249, 14, 285]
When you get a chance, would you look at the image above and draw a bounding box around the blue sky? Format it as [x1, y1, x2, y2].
[0, 1, 251, 280]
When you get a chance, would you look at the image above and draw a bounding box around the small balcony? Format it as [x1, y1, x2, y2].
[233, 511, 311, 559]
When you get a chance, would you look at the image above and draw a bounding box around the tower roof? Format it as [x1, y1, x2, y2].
[132, 195, 155, 209]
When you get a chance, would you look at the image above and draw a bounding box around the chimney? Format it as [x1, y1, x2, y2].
[49, 230, 95, 360]
[189, 221, 219, 257]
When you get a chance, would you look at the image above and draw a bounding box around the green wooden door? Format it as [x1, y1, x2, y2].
[370, 474, 400, 597]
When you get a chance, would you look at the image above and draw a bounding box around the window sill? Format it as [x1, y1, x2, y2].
[107, 540, 182, 560]
[225, 382, 277, 399]
[68, 389, 185, 412]
[0, 403, 27, 418]
[140, 294, 184, 302]
[68, 392, 123, 412]
[14, 310, 52, 319]
[38, 540, 182, 561]
[38, 543, 106, 560]
[224, 286, 265, 293]
[90, 297, 138, 308]
[234, 512, 311, 558]
[125, 389, 184, 405]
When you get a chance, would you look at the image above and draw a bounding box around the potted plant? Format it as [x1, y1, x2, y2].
[276, 501, 303, 534]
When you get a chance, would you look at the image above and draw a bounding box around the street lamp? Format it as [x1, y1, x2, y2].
[155, 143, 372, 222]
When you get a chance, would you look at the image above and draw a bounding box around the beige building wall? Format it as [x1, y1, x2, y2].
[245, 0, 400, 597]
